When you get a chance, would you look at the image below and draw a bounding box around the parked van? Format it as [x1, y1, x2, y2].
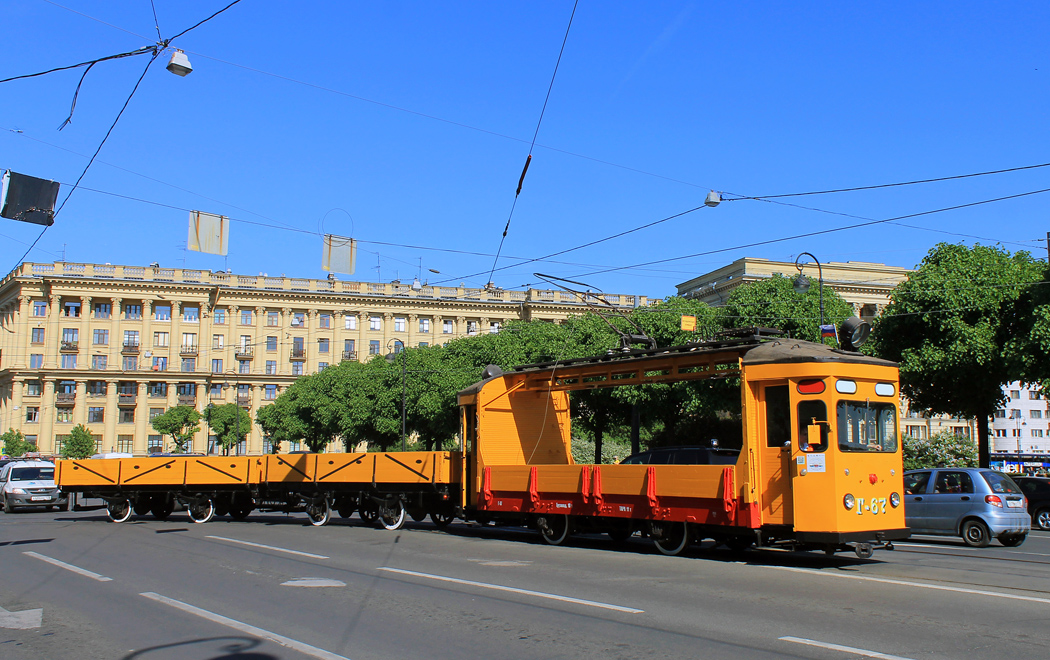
[904, 468, 1029, 547]
[0, 460, 68, 513]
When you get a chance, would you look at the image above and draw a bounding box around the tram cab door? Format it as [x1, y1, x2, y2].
[790, 404, 838, 533]
[461, 404, 477, 508]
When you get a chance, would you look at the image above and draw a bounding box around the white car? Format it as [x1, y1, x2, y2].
[0, 460, 68, 512]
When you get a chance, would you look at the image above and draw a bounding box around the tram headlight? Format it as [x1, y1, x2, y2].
[889, 492, 901, 508]
[843, 493, 856, 510]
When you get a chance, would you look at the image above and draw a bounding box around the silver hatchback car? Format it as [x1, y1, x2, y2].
[904, 468, 1029, 547]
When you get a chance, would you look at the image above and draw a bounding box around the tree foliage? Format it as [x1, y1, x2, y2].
[869, 243, 1046, 466]
[150, 406, 202, 452]
[719, 273, 854, 341]
[2, 428, 34, 457]
[203, 404, 253, 455]
[902, 431, 979, 471]
[62, 424, 96, 459]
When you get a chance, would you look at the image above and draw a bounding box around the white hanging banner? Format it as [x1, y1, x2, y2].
[187, 210, 229, 256]
[322, 234, 356, 274]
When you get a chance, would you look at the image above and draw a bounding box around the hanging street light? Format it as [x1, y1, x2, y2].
[166, 49, 193, 76]
[794, 251, 825, 328]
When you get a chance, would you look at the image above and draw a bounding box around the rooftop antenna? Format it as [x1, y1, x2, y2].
[374, 252, 381, 283]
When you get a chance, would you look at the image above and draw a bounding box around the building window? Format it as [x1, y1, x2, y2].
[25, 407, 39, 423]
[344, 339, 355, 354]
[117, 435, 134, 453]
[213, 334, 225, 349]
[88, 407, 105, 423]
[63, 328, 79, 344]
[26, 381, 42, 396]
[148, 382, 168, 398]
[88, 381, 106, 396]
[266, 336, 277, 351]
[418, 341, 428, 348]
[94, 302, 111, 319]
[213, 309, 226, 325]
[182, 358, 196, 372]
[1010, 390, 1020, 400]
[124, 304, 142, 320]
[318, 338, 329, 353]
[56, 409, 73, 424]
[63, 301, 80, 317]
[265, 360, 277, 375]
[369, 316, 381, 331]
[1031, 390, 1043, 400]
[124, 330, 139, 347]
[153, 356, 167, 371]
[154, 331, 169, 347]
[120, 408, 135, 424]
[33, 301, 47, 316]
[995, 428, 1007, 438]
[419, 319, 430, 333]
[292, 312, 305, 327]
[267, 311, 279, 326]
[369, 340, 380, 355]
[1033, 429, 1045, 438]
[154, 304, 171, 321]
[92, 355, 108, 370]
[31, 328, 45, 343]
[345, 315, 357, 330]
[212, 359, 223, 373]
[241, 310, 253, 325]
[394, 317, 405, 332]
[238, 360, 250, 374]
[264, 384, 277, 400]
[58, 381, 77, 395]
[183, 306, 199, 322]
[123, 356, 138, 371]
[182, 333, 197, 350]
[291, 362, 304, 376]
[61, 354, 77, 369]
[1032, 410, 1043, 419]
[319, 314, 331, 329]
[994, 409, 1006, 419]
[30, 354, 44, 369]
[443, 320, 453, 334]
[148, 435, 163, 453]
[466, 321, 478, 335]
[489, 322, 501, 334]
[318, 362, 328, 371]
[93, 329, 109, 345]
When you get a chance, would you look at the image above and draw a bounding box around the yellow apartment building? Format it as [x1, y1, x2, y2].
[0, 261, 648, 456]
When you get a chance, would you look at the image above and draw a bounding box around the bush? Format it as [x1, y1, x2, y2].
[902, 431, 978, 471]
[571, 436, 633, 464]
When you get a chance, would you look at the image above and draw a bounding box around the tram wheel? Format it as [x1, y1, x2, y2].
[854, 543, 874, 559]
[430, 511, 454, 529]
[537, 514, 570, 546]
[107, 498, 133, 523]
[379, 500, 406, 531]
[187, 498, 215, 524]
[306, 499, 332, 527]
[652, 521, 689, 556]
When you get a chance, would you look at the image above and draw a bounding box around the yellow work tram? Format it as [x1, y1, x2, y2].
[58, 328, 908, 558]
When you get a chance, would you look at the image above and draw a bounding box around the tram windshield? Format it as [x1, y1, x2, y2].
[836, 401, 898, 453]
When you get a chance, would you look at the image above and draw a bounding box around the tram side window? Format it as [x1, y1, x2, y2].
[837, 401, 898, 452]
[765, 385, 791, 448]
[797, 400, 829, 452]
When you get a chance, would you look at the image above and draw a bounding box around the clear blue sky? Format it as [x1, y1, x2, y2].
[2, 1, 1048, 298]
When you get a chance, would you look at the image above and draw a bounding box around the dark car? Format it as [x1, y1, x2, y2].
[619, 445, 740, 466]
[1012, 476, 1050, 531]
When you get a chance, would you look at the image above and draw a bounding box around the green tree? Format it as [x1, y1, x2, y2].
[150, 405, 202, 452]
[902, 431, 979, 471]
[1, 428, 33, 457]
[869, 243, 1045, 467]
[256, 398, 301, 453]
[203, 403, 252, 455]
[62, 424, 96, 459]
[719, 273, 854, 341]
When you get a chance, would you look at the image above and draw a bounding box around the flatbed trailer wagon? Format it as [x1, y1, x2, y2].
[58, 330, 908, 558]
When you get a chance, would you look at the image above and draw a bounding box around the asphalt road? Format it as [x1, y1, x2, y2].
[2, 506, 1049, 660]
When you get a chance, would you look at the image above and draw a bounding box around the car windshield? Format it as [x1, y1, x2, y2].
[10, 467, 54, 481]
[836, 401, 898, 452]
[982, 471, 1022, 494]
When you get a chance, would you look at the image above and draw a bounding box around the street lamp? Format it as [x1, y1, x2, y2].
[793, 251, 825, 328]
[1015, 412, 1027, 456]
[385, 339, 407, 452]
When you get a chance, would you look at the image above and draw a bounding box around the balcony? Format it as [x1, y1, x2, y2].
[235, 345, 254, 359]
[118, 393, 137, 406]
[237, 395, 252, 408]
[179, 344, 198, 356]
[289, 348, 306, 361]
[122, 342, 140, 354]
[177, 394, 196, 406]
[341, 350, 357, 362]
[55, 392, 76, 406]
[60, 341, 79, 352]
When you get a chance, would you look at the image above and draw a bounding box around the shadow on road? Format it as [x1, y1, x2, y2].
[121, 635, 275, 660]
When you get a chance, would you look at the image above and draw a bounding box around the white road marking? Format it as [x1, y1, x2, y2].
[766, 565, 1050, 604]
[893, 542, 1050, 557]
[0, 604, 43, 630]
[281, 578, 346, 588]
[780, 636, 915, 660]
[205, 535, 328, 559]
[377, 567, 644, 613]
[23, 551, 112, 582]
[140, 592, 350, 660]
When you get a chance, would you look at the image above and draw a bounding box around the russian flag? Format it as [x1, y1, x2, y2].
[820, 324, 838, 341]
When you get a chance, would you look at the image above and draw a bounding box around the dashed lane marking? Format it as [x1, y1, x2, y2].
[23, 551, 112, 582]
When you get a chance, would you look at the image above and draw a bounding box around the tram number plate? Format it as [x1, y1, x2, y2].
[856, 497, 887, 515]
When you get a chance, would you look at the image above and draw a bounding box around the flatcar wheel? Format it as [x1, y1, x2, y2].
[229, 504, 253, 521]
[337, 504, 356, 519]
[151, 497, 175, 521]
[107, 498, 133, 523]
[652, 521, 689, 556]
[307, 499, 332, 527]
[133, 498, 151, 516]
[430, 511, 454, 529]
[538, 514, 570, 546]
[359, 500, 379, 523]
[379, 500, 406, 531]
[409, 508, 428, 523]
[187, 498, 215, 524]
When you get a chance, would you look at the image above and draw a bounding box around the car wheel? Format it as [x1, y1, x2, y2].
[1035, 508, 1050, 531]
[3, 495, 13, 514]
[961, 520, 991, 548]
[999, 533, 1027, 547]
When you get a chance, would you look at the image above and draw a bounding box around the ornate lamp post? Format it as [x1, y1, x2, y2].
[793, 251, 825, 328]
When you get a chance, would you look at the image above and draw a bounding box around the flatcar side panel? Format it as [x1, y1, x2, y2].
[314, 453, 371, 484]
[56, 458, 122, 489]
[264, 453, 317, 484]
[118, 457, 188, 486]
[185, 457, 252, 486]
